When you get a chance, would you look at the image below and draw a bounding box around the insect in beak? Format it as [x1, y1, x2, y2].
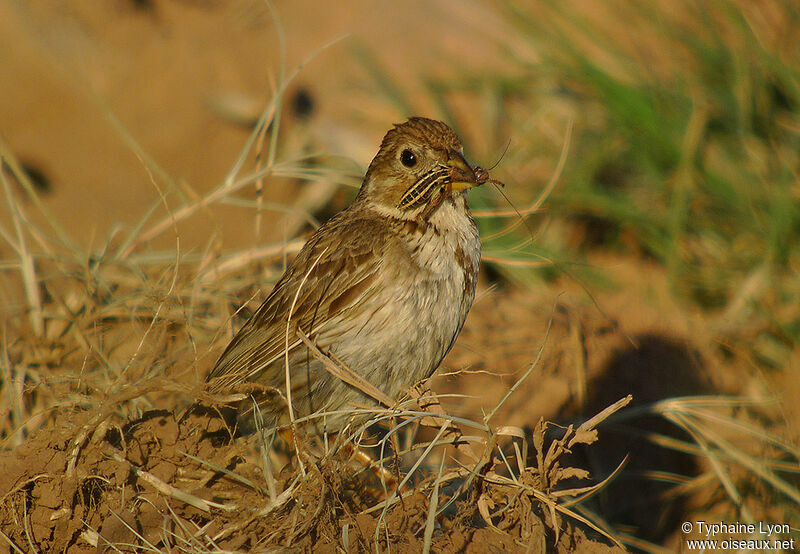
[397, 166, 451, 210]
[447, 150, 482, 192]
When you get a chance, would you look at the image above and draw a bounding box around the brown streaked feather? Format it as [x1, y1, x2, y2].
[206, 212, 392, 391]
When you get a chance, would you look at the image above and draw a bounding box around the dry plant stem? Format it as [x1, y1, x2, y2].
[296, 328, 393, 407]
[569, 318, 588, 409]
[573, 394, 632, 441]
[0, 137, 75, 250]
[528, 395, 631, 547]
[495, 425, 528, 476]
[421, 451, 447, 554]
[114, 242, 181, 387]
[0, 528, 25, 554]
[0, 475, 53, 508]
[283, 248, 329, 475]
[665, 410, 758, 519]
[253, 109, 270, 238]
[539, 395, 633, 488]
[119, 104, 277, 259]
[1, 332, 25, 448]
[264, 0, 286, 174]
[486, 311, 554, 423]
[552, 454, 629, 506]
[102, 510, 160, 551]
[197, 239, 306, 283]
[470, 398, 632, 548]
[258, 425, 279, 503]
[281, 179, 340, 238]
[479, 255, 549, 267]
[657, 396, 799, 457]
[177, 450, 266, 496]
[210, 476, 303, 544]
[374, 421, 451, 546]
[410, 384, 460, 431]
[0, 170, 43, 337]
[22, 500, 35, 554]
[161, 504, 203, 552]
[435, 432, 498, 519]
[355, 421, 480, 485]
[107, 449, 225, 513]
[393, 423, 449, 492]
[484, 469, 623, 549]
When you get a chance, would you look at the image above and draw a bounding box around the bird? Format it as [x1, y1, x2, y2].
[206, 117, 485, 438]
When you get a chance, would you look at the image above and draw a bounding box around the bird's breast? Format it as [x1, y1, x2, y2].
[409, 196, 480, 293]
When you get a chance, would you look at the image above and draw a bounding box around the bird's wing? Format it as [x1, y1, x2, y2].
[206, 214, 393, 391]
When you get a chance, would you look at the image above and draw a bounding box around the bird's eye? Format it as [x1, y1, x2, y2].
[400, 149, 417, 168]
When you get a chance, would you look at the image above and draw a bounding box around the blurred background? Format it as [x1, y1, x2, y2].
[1, 0, 799, 550]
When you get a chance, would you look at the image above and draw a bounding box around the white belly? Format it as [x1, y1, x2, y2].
[325, 196, 480, 399]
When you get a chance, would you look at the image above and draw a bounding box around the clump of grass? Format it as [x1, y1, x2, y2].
[501, 0, 800, 366]
[595, 395, 800, 551]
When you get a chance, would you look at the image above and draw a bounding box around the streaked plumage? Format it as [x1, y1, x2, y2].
[207, 117, 482, 435]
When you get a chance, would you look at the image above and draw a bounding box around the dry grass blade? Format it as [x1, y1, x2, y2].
[485, 311, 553, 423]
[528, 486, 623, 549]
[177, 450, 265, 494]
[421, 451, 446, 554]
[0, 137, 76, 250]
[0, 528, 25, 554]
[197, 239, 306, 284]
[658, 396, 800, 457]
[666, 409, 753, 521]
[107, 449, 227, 513]
[285, 246, 329, 442]
[656, 397, 800, 508]
[553, 454, 629, 505]
[296, 327, 393, 407]
[434, 432, 498, 518]
[388, 422, 450, 499]
[0, 170, 43, 337]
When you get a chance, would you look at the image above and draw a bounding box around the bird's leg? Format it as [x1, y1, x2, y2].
[338, 437, 401, 492]
[389, 416, 403, 489]
[277, 426, 295, 447]
[275, 427, 402, 492]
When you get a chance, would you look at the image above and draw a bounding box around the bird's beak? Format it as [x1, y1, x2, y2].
[447, 150, 479, 192]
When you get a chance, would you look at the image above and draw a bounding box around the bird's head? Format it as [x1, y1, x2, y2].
[357, 117, 483, 217]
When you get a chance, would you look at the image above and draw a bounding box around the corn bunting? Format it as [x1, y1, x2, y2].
[207, 117, 486, 436]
